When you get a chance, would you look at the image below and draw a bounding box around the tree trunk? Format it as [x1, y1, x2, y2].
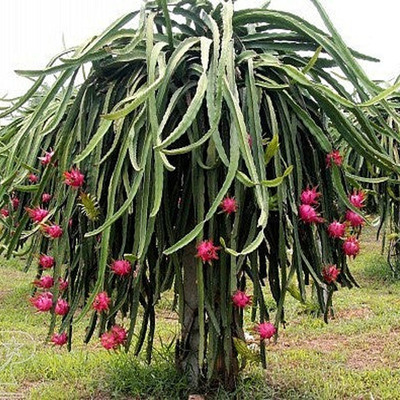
[175, 244, 242, 392]
[176, 243, 201, 388]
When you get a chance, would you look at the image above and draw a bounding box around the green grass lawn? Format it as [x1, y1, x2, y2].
[1, 225, 400, 399]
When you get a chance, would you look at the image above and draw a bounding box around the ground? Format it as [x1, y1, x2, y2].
[0, 225, 400, 399]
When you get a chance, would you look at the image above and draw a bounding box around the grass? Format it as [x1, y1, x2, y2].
[1, 225, 400, 399]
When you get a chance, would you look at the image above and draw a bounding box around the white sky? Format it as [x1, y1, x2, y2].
[1, 0, 400, 98]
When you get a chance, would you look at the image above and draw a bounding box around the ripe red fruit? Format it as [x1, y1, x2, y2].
[257, 322, 276, 340]
[55, 299, 69, 316]
[300, 186, 321, 205]
[100, 332, 119, 350]
[33, 275, 54, 289]
[322, 264, 340, 284]
[26, 207, 49, 223]
[42, 193, 52, 203]
[196, 240, 220, 264]
[39, 254, 55, 269]
[326, 150, 343, 168]
[51, 332, 68, 346]
[30, 292, 53, 312]
[93, 291, 111, 312]
[100, 325, 127, 350]
[111, 325, 127, 345]
[58, 277, 68, 291]
[232, 290, 251, 308]
[349, 189, 366, 209]
[327, 221, 346, 238]
[111, 260, 132, 277]
[345, 210, 364, 227]
[28, 173, 39, 183]
[220, 196, 238, 215]
[0, 208, 9, 218]
[42, 224, 63, 239]
[38, 150, 54, 166]
[11, 196, 20, 210]
[298, 204, 324, 224]
[63, 168, 85, 188]
[343, 236, 360, 258]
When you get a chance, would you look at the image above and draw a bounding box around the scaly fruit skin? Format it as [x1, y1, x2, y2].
[55, 299, 69, 316]
[51, 332, 68, 346]
[33, 276, 54, 289]
[30, 292, 53, 312]
[257, 322, 277, 340]
[111, 325, 127, 344]
[322, 264, 340, 284]
[220, 196, 238, 214]
[343, 236, 360, 258]
[63, 168, 85, 188]
[38, 150, 54, 166]
[58, 278, 68, 291]
[28, 173, 39, 183]
[326, 150, 343, 167]
[345, 210, 364, 227]
[349, 189, 366, 209]
[196, 240, 220, 264]
[93, 291, 111, 312]
[26, 207, 49, 223]
[101, 332, 118, 350]
[298, 204, 324, 224]
[100, 325, 127, 350]
[43, 224, 63, 239]
[11, 196, 20, 210]
[111, 260, 132, 277]
[39, 254, 55, 269]
[42, 193, 52, 203]
[327, 221, 346, 238]
[232, 290, 251, 308]
[300, 186, 321, 205]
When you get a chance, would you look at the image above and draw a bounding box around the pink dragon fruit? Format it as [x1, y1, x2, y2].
[322, 264, 340, 284]
[232, 290, 252, 308]
[51, 332, 68, 346]
[349, 189, 366, 209]
[327, 221, 346, 238]
[39, 254, 55, 269]
[33, 275, 54, 289]
[93, 291, 111, 312]
[298, 204, 324, 224]
[257, 322, 277, 340]
[300, 186, 321, 205]
[26, 207, 49, 223]
[220, 196, 238, 215]
[343, 236, 360, 258]
[111, 260, 132, 277]
[63, 168, 85, 188]
[42, 224, 63, 239]
[54, 299, 69, 316]
[345, 210, 364, 227]
[30, 292, 53, 312]
[326, 150, 343, 168]
[38, 149, 54, 166]
[196, 240, 220, 264]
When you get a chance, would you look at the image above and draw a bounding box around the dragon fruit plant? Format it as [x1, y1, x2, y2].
[0, 0, 399, 390]
[342, 102, 400, 276]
